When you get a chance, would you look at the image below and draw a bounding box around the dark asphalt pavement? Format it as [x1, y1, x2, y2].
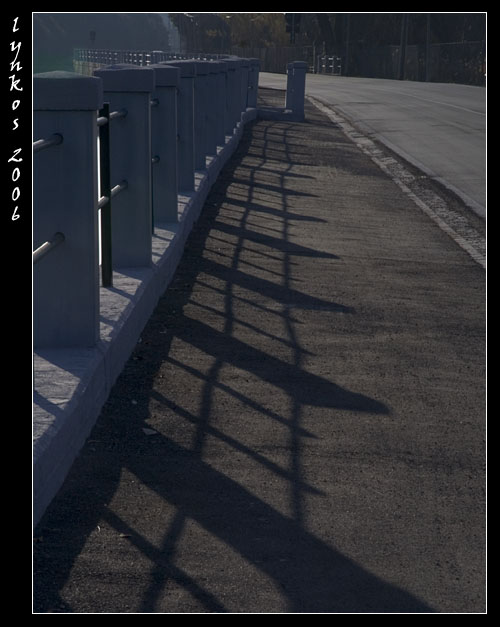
[33, 91, 486, 614]
[259, 73, 486, 216]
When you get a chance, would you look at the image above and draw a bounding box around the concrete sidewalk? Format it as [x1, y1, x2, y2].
[33, 91, 486, 614]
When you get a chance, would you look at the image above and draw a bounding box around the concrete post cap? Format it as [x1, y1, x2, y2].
[208, 60, 228, 73]
[191, 60, 212, 75]
[287, 61, 308, 70]
[34, 71, 103, 111]
[149, 64, 180, 87]
[220, 57, 242, 70]
[160, 60, 197, 77]
[94, 65, 155, 92]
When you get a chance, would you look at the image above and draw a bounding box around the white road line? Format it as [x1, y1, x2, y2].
[308, 96, 486, 269]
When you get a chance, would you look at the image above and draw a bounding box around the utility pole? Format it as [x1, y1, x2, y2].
[425, 13, 431, 82]
[398, 13, 409, 80]
[344, 13, 351, 77]
[285, 14, 301, 44]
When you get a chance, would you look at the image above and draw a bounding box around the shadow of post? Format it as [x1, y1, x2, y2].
[33, 116, 434, 614]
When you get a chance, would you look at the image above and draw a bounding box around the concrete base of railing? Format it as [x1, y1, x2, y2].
[33, 107, 257, 527]
[257, 107, 305, 122]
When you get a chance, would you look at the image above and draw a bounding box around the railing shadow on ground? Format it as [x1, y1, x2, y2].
[33, 118, 434, 613]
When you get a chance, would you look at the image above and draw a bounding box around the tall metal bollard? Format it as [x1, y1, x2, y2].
[285, 61, 308, 122]
[161, 60, 196, 192]
[150, 64, 180, 224]
[94, 65, 155, 267]
[33, 71, 103, 348]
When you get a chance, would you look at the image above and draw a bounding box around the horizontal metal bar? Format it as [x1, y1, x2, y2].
[33, 232, 65, 264]
[98, 195, 109, 209]
[111, 180, 128, 197]
[109, 108, 128, 121]
[33, 133, 63, 153]
[150, 98, 159, 107]
[97, 180, 128, 210]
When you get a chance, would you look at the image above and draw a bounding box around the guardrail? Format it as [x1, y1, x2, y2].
[33, 54, 260, 349]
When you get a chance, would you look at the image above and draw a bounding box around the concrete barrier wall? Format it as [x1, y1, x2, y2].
[33, 53, 260, 526]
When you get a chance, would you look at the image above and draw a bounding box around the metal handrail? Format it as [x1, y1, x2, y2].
[98, 180, 128, 209]
[33, 133, 63, 153]
[33, 232, 65, 264]
[97, 108, 128, 126]
[109, 108, 128, 121]
[33, 134, 64, 265]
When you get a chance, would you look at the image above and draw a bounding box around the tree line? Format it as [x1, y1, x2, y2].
[33, 12, 486, 78]
[170, 13, 486, 55]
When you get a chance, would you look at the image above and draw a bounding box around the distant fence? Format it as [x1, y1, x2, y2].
[336, 40, 486, 86]
[75, 41, 484, 85]
[75, 45, 316, 76]
[227, 45, 314, 74]
[115, 40, 486, 86]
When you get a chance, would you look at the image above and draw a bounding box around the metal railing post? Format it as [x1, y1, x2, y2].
[33, 71, 103, 348]
[98, 102, 113, 287]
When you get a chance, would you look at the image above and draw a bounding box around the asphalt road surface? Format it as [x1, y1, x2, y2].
[259, 73, 486, 218]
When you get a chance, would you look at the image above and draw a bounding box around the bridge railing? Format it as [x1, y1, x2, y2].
[33, 54, 260, 349]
